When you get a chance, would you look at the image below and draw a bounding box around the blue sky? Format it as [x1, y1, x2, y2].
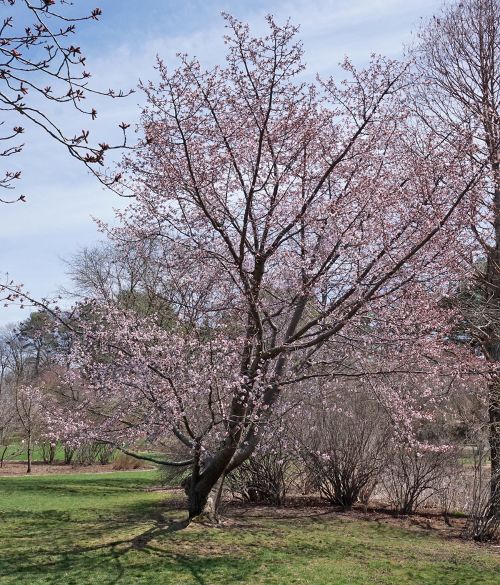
[0, 0, 440, 325]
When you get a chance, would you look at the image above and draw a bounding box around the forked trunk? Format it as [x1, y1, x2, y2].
[187, 473, 226, 523]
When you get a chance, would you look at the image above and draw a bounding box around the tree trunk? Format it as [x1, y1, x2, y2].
[0, 445, 7, 469]
[26, 432, 32, 474]
[187, 473, 226, 523]
[486, 181, 500, 522]
[488, 379, 500, 517]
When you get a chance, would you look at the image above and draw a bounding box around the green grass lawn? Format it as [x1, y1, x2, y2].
[0, 442, 163, 465]
[0, 442, 67, 463]
[0, 471, 498, 584]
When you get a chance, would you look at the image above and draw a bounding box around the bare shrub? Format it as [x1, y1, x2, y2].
[435, 474, 459, 525]
[359, 478, 380, 512]
[73, 442, 114, 466]
[73, 444, 96, 466]
[424, 460, 470, 525]
[227, 436, 295, 506]
[63, 445, 75, 465]
[95, 444, 114, 465]
[112, 453, 143, 470]
[297, 397, 390, 509]
[40, 442, 56, 464]
[382, 446, 456, 515]
[463, 441, 500, 541]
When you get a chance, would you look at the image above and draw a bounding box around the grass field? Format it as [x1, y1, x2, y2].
[0, 442, 66, 463]
[0, 470, 498, 584]
[0, 442, 162, 465]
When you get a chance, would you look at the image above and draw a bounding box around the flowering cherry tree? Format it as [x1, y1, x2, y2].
[54, 15, 486, 520]
[0, 0, 131, 202]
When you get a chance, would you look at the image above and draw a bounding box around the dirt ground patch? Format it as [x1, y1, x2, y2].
[145, 487, 488, 544]
[0, 461, 150, 476]
[222, 496, 500, 547]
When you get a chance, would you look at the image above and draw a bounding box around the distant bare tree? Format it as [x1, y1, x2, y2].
[15, 384, 42, 473]
[65, 242, 177, 328]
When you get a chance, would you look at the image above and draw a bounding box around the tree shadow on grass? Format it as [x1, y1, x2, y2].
[2, 498, 499, 585]
[0, 496, 263, 585]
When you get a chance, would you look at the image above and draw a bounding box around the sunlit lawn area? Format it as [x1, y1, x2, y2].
[0, 443, 66, 463]
[0, 471, 498, 585]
